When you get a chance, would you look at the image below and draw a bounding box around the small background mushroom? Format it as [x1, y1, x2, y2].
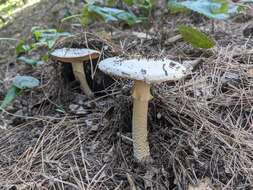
[52, 33, 118, 96]
[51, 47, 101, 97]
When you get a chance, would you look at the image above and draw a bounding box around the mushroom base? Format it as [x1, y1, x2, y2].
[132, 80, 153, 162]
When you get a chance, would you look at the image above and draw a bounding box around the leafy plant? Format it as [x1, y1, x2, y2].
[16, 27, 73, 54]
[168, 0, 240, 19]
[167, 0, 251, 48]
[81, 3, 144, 26]
[0, 76, 40, 110]
[17, 56, 44, 67]
[178, 25, 215, 48]
[16, 40, 34, 54]
[168, 0, 189, 14]
[31, 27, 72, 49]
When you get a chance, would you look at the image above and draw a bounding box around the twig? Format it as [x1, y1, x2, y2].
[165, 34, 182, 45]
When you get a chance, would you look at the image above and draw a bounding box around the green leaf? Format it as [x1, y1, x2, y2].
[178, 25, 215, 49]
[81, 4, 90, 26]
[16, 40, 33, 54]
[0, 76, 40, 110]
[137, 0, 155, 11]
[82, 4, 144, 26]
[168, 0, 239, 20]
[17, 56, 44, 67]
[107, 0, 117, 6]
[32, 27, 72, 49]
[42, 54, 49, 62]
[168, 0, 189, 14]
[13, 76, 40, 90]
[210, 0, 229, 14]
[123, 0, 134, 5]
[32, 28, 57, 41]
[0, 86, 22, 110]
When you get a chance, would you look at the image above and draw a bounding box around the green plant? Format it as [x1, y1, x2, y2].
[0, 76, 40, 110]
[79, 0, 157, 26]
[167, 0, 253, 48]
[79, 1, 216, 49]
[81, 3, 144, 26]
[168, 0, 250, 19]
[16, 40, 34, 54]
[16, 27, 73, 54]
[178, 25, 215, 48]
[31, 27, 72, 49]
[17, 56, 44, 67]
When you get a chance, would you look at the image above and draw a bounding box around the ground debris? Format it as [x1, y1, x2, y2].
[0, 2, 253, 190]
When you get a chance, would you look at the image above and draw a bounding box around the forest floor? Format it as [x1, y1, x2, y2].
[1, 0, 253, 190]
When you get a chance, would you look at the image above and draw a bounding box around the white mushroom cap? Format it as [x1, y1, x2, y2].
[98, 57, 189, 84]
[50, 48, 100, 62]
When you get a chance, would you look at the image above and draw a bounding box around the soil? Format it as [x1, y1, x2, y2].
[1, 1, 253, 190]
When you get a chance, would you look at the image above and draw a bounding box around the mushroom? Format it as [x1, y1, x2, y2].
[98, 57, 189, 162]
[50, 48, 100, 97]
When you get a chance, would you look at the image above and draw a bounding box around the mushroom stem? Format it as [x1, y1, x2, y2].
[72, 61, 93, 97]
[132, 80, 153, 161]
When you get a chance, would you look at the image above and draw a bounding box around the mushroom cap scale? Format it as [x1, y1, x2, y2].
[50, 48, 100, 63]
[98, 57, 189, 84]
